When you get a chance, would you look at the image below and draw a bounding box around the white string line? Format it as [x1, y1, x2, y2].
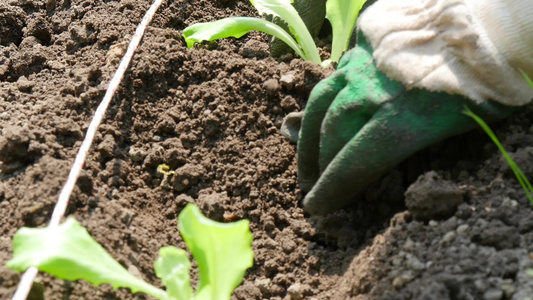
[11, 0, 165, 299]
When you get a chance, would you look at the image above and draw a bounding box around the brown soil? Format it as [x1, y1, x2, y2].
[2, 0, 533, 299]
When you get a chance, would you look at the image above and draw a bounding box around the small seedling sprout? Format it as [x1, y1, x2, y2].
[183, 0, 367, 64]
[8, 204, 254, 300]
[157, 164, 175, 176]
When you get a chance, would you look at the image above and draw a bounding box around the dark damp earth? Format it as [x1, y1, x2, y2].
[2, 0, 533, 299]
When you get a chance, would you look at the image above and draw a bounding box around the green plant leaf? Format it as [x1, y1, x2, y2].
[463, 106, 533, 205]
[178, 204, 254, 300]
[7, 218, 167, 300]
[250, 0, 321, 63]
[519, 68, 533, 89]
[326, 0, 366, 62]
[183, 17, 306, 60]
[154, 246, 193, 300]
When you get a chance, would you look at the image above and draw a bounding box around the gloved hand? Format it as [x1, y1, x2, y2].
[297, 36, 515, 215]
[290, 0, 533, 215]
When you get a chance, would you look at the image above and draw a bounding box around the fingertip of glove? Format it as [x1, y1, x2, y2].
[298, 178, 315, 194]
[302, 190, 331, 216]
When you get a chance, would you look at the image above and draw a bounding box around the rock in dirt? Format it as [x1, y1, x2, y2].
[280, 111, 303, 143]
[280, 72, 296, 90]
[405, 171, 463, 221]
[287, 283, 312, 300]
[263, 78, 280, 96]
[280, 95, 299, 112]
[16, 76, 35, 93]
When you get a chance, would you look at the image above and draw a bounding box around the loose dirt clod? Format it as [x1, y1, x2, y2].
[405, 171, 463, 221]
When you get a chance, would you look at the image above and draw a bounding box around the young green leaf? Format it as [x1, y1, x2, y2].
[182, 0, 321, 63]
[154, 246, 193, 300]
[183, 17, 306, 60]
[519, 68, 533, 89]
[6, 218, 167, 300]
[249, 0, 321, 63]
[326, 0, 367, 62]
[178, 204, 254, 300]
[463, 106, 533, 205]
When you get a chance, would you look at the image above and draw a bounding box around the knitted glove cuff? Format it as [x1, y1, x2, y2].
[358, 0, 533, 106]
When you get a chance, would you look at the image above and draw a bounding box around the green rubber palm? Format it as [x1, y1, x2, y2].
[298, 34, 516, 215]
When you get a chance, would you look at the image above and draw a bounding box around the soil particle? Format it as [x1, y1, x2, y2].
[280, 95, 299, 112]
[501, 146, 533, 178]
[96, 134, 116, 161]
[483, 289, 503, 300]
[476, 220, 520, 250]
[405, 171, 463, 221]
[16, 76, 35, 93]
[263, 78, 280, 96]
[0, 125, 34, 166]
[280, 72, 296, 90]
[23, 14, 52, 45]
[0, 3, 26, 46]
[195, 190, 229, 221]
[287, 282, 312, 300]
[172, 163, 206, 193]
[233, 281, 263, 300]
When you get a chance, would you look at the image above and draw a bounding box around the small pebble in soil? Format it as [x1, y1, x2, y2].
[405, 253, 425, 271]
[483, 289, 503, 300]
[404, 171, 463, 221]
[457, 224, 469, 235]
[255, 278, 272, 296]
[280, 111, 303, 143]
[281, 237, 297, 253]
[280, 72, 296, 90]
[16, 76, 35, 93]
[392, 271, 415, 288]
[441, 231, 456, 244]
[263, 78, 280, 96]
[287, 283, 311, 300]
[128, 147, 146, 162]
[280, 95, 299, 112]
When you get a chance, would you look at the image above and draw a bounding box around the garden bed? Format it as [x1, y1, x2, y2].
[2, 0, 533, 299]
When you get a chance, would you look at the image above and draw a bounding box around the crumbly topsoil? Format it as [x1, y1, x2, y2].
[1, 0, 533, 299]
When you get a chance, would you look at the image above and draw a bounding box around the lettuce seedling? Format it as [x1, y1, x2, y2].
[7, 204, 253, 300]
[519, 69, 533, 89]
[326, 0, 367, 63]
[183, 0, 367, 64]
[184, 0, 320, 63]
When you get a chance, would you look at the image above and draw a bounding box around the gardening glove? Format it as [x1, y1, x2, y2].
[295, 0, 533, 215]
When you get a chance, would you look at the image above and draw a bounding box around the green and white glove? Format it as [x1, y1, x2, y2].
[291, 0, 533, 215]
